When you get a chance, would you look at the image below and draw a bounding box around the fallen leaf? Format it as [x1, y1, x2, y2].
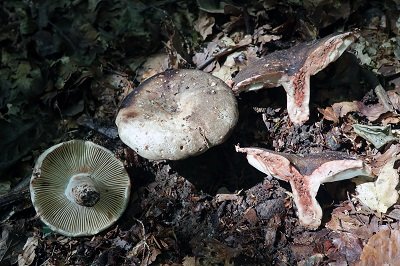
[331, 231, 364, 263]
[17, 236, 39, 266]
[371, 144, 400, 175]
[359, 102, 388, 122]
[356, 157, 399, 213]
[353, 124, 397, 149]
[318, 107, 339, 123]
[332, 101, 359, 117]
[194, 12, 215, 40]
[357, 229, 400, 265]
[321, 99, 393, 123]
[192, 41, 219, 72]
[182, 256, 196, 266]
[388, 89, 400, 111]
[212, 51, 242, 82]
[136, 53, 169, 82]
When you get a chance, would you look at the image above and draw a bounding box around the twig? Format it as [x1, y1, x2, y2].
[197, 45, 247, 71]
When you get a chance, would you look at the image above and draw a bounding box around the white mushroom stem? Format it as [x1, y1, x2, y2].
[65, 173, 100, 207]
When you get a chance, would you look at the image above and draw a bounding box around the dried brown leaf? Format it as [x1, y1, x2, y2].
[194, 12, 215, 40]
[17, 236, 39, 266]
[326, 204, 363, 232]
[358, 102, 388, 121]
[331, 101, 359, 117]
[137, 53, 169, 82]
[318, 107, 339, 123]
[357, 229, 400, 265]
[331, 231, 363, 263]
[388, 90, 400, 111]
[371, 144, 400, 175]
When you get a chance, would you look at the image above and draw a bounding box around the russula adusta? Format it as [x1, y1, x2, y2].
[30, 140, 131, 237]
[116, 69, 239, 160]
[233, 31, 358, 125]
[236, 145, 372, 229]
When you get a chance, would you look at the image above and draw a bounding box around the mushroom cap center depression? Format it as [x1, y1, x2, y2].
[116, 69, 238, 160]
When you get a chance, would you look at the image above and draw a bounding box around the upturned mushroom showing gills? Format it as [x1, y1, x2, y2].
[30, 140, 131, 237]
[116, 69, 239, 160]
[236, 145, 372, 229]
[232, 31, 358, 125]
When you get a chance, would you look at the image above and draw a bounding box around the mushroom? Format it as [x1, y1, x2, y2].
[30, 140, 131, 237]
[116, 69, 239, 160]
[236, 145, 372, 229]
[232, 31, 358, 125]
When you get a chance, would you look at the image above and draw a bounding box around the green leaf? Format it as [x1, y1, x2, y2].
[353, 124, 397, 149]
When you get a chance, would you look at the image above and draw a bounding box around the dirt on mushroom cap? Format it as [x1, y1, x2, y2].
[116, 69, 239, 160]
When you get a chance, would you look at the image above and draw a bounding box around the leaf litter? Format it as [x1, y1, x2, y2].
[1, 0, 400, 265]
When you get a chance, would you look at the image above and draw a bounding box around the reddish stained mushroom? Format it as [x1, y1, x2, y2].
[236, 145, 372, 229]
[232, 31, 358, 125]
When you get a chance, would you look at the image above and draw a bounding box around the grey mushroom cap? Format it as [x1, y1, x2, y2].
[30, 140, 131, 237]
[116, 69, 239, 160]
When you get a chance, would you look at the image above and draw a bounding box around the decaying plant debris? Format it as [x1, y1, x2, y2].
[1, 0, 400, 265]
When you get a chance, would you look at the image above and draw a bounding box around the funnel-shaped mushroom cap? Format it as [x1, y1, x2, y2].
[116, 69, 239, 160]
[30, 140, 131, 237]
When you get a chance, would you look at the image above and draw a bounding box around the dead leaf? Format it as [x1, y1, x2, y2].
[359, 102, 388, 122]
[17, 236, 39, 266]
[326, 204, 381, 242]
[356, 157, 399, 213]
[192, 42, 219, 72]
[381, 114, 400, 125]
[371, 144, 400, 176]
[212, 51, 243, 82]
[194, 12, 215, 40]
[142, 248, 161, 266]
[331, 231, 364, 263]
[318, 107, 339, 123]
[182, 256, 196, 266]
[388, 89, 400, 111]
[326, 204, 363, 232]
[357, 229, 400, 265]
[190, 237, 241, 265]
[321, 98, 393, 123]
[136, 53, 169, 82]
[332, 101, 359, 118]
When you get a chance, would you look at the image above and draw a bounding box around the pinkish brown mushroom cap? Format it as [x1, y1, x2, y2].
[233, 31, 358, 125]
[236, 145, 372, 228]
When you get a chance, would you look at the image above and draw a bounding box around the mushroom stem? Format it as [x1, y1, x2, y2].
[236, 145, 372, 228]
[65, 173, 100, 207]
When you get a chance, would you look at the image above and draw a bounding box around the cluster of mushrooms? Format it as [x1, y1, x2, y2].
[30, 31, 373, 237]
